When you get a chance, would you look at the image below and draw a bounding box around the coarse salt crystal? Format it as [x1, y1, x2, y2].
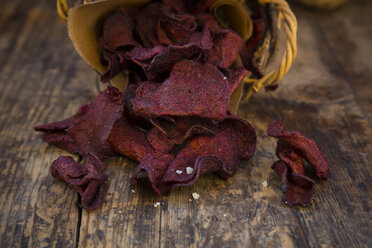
[119, 211, 122, 214]
[192, 192, 200, 200]
[131, 189, 135, 193]
[262, 180, 268, 187]
[154, 202, 161, 207]
[186, 167, 194, 174]
[223, 77, 227, 80]
[176, 170, 183, 174]
[223, 214, 227, 217]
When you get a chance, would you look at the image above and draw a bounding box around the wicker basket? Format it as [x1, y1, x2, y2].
[57, 0, 297, 113]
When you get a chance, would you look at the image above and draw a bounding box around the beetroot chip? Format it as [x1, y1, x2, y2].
[156, 21, 173, 45]
[127, 45, 167, 69]
[135, 2, 164, 47]
[34, 117, 78, 153]
[189, 0, 216, 14]
[160, 9, 197, 43]
[276, 140, 305, 175]
[226, 111, 257, 160]
[156, 116, 256, 195]
[130, 60, 230, 121]
[239, 9, 265, 78]
[147, 127, 175, 152]
[225, 67, 249, 95]
[144, 27, 213, 81]
[131, 153, 175, 194]
[100, 8, 139, 51]
[150, 116, 217, 145]
[35, 87, 124, 160]
[108, 116, 154, 162]
[240, 51, 263, 79]
[157, 126, 240, 195]
[196, 13, 219, 32]
[162, 0, 188, 13]
[51, 155, 108, 210]
[100, 51, 128, 83]
[267, 120, 329, 179]
[272, 160, 315, 207]
[205, 29, 245, 69]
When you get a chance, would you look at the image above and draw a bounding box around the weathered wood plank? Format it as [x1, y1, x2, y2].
[0, 0, 96, 247]
[307, 0, 372, 124]
[1, 0, 372, 248]
[78, 157, 162, 248]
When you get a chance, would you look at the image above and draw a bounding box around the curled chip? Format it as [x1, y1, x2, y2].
[51, 155, 108, 210]
[150, 116, 217, 145]
[35, 87, 124, 161]
[276, 140, 305, 176]
[267, 120, 329, 179]
[225, 67, 249, 96]
[142, 27, 213, 81]
[156, 115, 256, 195]
[272, 160, 315, 207]
[131, 153, 175, 195]
[130, 60, 231, 121]
[100, 8, 139, 51]
[108, 116, 154, 162]
[157, 126, 240, 195]
[147, 127, 175, 153]
[268, 120, 329, 207]
[205, 29, 245, 69]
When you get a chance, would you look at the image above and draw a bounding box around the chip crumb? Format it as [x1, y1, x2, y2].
[262, 180, 268, 187]
[186, 167, 194, 174]
[131, 189, 135, 193]
[176, 170, 183, 174]
[154, 202, 161, 207]
[192, 192, 200, 200]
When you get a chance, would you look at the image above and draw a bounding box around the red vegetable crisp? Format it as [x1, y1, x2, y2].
[267, 120, 329, 207]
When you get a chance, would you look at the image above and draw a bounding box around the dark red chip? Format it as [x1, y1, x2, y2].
[51, 155, 108, 210]
[35, 87, 124, 160]
[130, 60, 230, 121]
[205, 29, 245, 69]
[100, 7, 139, 51]
[272, 160, 315, 207]
[267, 120, 329, 179]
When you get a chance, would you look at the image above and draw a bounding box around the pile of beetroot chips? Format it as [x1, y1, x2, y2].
[35, 0, 328, 210]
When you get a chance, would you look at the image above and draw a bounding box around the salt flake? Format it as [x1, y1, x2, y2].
[176, 170, 183, 174]
[262, 180, 268, 187]
[192, 192, 200, 200]
[186, 167, 194, 175]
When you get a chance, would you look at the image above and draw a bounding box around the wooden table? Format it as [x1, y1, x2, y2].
[0, 0, 371, 247]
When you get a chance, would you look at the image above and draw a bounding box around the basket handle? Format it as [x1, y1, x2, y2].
[242, 0, 297, 100]
[57, 0, 91, 21]
[57, 0, 69, 22]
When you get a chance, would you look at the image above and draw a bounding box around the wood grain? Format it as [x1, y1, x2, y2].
[0, 1, 96, 247]
[0, 0, 371, 247]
